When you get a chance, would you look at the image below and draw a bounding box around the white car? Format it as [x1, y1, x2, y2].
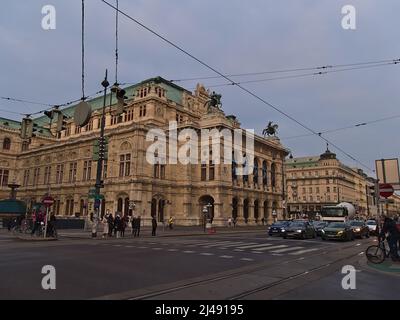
[366, 220, 378, 235]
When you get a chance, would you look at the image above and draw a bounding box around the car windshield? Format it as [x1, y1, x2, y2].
[289, 222, 305, 228]
[349, 221, 364, 226]
[272, 222, 284, 227]
[313, 222, 326, 227]
[366, 221, 376, 225]
[328, 222, 345, 228]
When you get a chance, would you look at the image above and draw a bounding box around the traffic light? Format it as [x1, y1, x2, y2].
[93, 137, 109, 160]
[44, 110, 54, 119]
[112, 84, 127, 115]
[21, 117, 38, 139]
[56, 112, 68, 132]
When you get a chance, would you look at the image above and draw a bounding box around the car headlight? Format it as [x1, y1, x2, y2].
[296, 230, 302, 233]
[355, 228, 361, 232]
[321, 229, 325, 233]
[281, 229, 285, 232]
[337, 231, 344, 235]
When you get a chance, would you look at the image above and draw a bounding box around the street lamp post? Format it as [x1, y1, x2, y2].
[92, 70, 109, 238]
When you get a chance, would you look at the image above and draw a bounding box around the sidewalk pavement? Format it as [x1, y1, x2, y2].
[57, 225, 267, 239]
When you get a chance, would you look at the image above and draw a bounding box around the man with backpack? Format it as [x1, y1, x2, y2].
[379, 215, 400, 262]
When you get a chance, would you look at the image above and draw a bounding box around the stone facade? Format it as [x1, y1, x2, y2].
[0, 77, 289, 226]
[285, 147, 378, 218]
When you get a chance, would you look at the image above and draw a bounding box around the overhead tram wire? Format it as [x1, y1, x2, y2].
[281, 114, 400, 140]
[168, 58, 400, 83]
[100, 0, 375, 172]
[197, 61, 400, 89]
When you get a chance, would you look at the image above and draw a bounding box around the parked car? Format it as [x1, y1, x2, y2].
[366, 220, 378, 235]
[268, 220, 291, 236]
[312, 221, 329, 237]
[283, 221, 316, 239]
[348, 220, 370, 238]
[321, 222, 354, 241]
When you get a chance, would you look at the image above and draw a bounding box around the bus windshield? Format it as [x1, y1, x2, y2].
[321, 207, 347, 217]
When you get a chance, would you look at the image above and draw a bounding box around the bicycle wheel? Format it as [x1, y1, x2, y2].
[366, 245, 385, 264]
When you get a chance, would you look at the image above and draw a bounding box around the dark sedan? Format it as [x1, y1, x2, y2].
[312, 221, 328, 236]
[348, 220, 370, 238]
[321, 222, 354, 241]
[282, 221, 316, 239]
[268, 220, 290, 236]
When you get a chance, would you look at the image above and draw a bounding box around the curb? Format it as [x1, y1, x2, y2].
[14, 235, 58, 241]
[358, 256, 400, 276]
[58, 229, 266, 240]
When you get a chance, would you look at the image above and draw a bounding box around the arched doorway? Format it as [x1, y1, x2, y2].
[158, 199, 165, 223]
[243, 198, 249, 223]
[151, 198, 157, 218]
[263, 200, 269, 219]
[199, 195, 215, 223]
[117, 198, 123, 213]
[232, 197, 238, 220]
[124, 198, 129, 216]
[254, 199, 259, 222]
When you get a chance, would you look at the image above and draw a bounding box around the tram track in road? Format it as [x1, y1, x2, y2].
[118, 240, 370, 300]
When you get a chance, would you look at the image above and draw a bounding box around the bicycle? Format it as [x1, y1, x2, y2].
[365, 239, 390, 264]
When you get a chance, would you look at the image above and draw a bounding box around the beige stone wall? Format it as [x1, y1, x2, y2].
[3, 81, 288, 226]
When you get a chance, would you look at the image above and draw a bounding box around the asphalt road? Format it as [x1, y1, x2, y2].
[0, 230, 399, 300]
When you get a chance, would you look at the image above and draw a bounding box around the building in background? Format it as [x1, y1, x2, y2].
[0, 77, 288, 226]
[285, 146, 379, 219]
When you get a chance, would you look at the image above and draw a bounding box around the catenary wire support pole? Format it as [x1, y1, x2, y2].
[92, 70, 109, 238]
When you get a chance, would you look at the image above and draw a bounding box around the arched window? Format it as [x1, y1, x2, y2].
[3, 138, 11, 150]
[253, 158, 259, 186]
[271, 163, 276, 188]
[262, 160, 268, 187]
[231, 152, 237, 181]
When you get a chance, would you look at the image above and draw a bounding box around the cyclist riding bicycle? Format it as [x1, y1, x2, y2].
[379, 215, 400, 262]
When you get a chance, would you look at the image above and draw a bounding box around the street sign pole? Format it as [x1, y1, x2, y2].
[92, 70, 109, 238]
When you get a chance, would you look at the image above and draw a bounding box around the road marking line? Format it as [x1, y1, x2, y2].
[289, 248, 319, 255]
[218, 242, 246, 248]
[125, 246, 134, 248]
[233, 249, 244, 252]
[272, 253, 283, 256]
[202, 241, 236, 248]
[251, 251, 263, 254]
[113, 245, 122, 247]
[183, 250, 195, 253]
[219, 255, 233, 259]
[152, 248, 162, 250]
[167, 249, 179, 252]
[240, 258, 254, 261]
[253, 245, 287, 251]
[270, 246, 304, 253]
[237, 243, 271, 249]
[138, 246, 148, 249]
[199, 252, 214, 256]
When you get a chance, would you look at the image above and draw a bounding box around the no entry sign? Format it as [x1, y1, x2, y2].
[42, 196, 54, 207]
[379, 183, 394, 198]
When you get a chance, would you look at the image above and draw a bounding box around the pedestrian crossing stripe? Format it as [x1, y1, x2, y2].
[271, 246, 303, 253]
[289, 248, 319, 255]
[219, 242, 246, 248]
[237, 243, 272, 249]
[201, 241, 236, 247]
[253, 244, 288, 251]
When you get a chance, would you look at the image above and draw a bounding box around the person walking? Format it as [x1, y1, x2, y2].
[114, 214, 121, 238]
[261, 217, 265, 226]
[136, 215, 141, 237]
[102, 215, 109, 239]
[120, 215, 127, 238]
[379, 215, 400, 262]
[107, 213, 114, 237]
[131, 215, 137, 237]
[228, 217, 232, 227]
[152, 216, 157, 236]
[168, 216, 173, 230]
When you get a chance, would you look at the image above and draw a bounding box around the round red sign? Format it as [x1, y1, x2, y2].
[42, 196, 54, 206]
[379, 183, 394, 198]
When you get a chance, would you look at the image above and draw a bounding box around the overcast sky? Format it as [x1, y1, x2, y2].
[1, 0, 399, 176]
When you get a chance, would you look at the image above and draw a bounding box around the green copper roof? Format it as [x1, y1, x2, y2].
[0, 117, 21, 130]
[286, 156, 320, 168]
[34, 76, 189, 123]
